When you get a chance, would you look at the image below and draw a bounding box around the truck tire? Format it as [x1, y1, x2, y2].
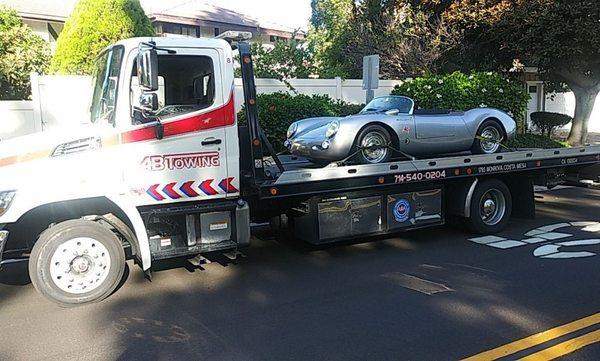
[29, 219, 126, 306]
[466, 179, 512, 234]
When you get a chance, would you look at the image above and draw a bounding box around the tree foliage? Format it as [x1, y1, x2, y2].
[50, 0, 154, 75]
[238, 34, 317, 88]
[441, 0, 600, 145]
[308, 0, 460, 79]
[0, 6, 50, 100]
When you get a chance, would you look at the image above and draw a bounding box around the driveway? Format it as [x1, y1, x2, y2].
[0, 187, 599, 360]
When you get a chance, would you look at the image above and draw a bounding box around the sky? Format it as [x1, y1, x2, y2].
[204, 0, 312, 30]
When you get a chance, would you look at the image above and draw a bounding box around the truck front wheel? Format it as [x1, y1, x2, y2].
[466, 179, 512, 234]
[29, 219, 126, 306]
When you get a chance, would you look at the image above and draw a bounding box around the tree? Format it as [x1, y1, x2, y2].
[308, 0, 460, 79]
[50, 0, 154, 75]
[308, 0, 356, 78]
[249, 35, 316, 80]
[443, 0, 600, 145]
[0, 6, 49, 100]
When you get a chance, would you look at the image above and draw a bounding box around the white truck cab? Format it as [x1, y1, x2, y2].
[0, 35, 251, 305]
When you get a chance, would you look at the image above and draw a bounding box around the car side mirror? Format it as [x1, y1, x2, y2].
[139, 93, 158, 111]
[385, 109, 400, 116]
[137, 44, 158, 91]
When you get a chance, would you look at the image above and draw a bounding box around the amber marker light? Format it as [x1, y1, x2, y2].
[454, 169, 460, 176]
[378, 177, 385, 184]
[270, 188, 278, 196]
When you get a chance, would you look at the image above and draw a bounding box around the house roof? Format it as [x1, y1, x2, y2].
[0, 0, 303, 37]
[0, 0, 76, 22]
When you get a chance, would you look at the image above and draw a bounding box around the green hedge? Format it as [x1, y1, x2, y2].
[238, 92, 363, 151]
[506, 133, 568, 149]
[392, 71, 530, 131]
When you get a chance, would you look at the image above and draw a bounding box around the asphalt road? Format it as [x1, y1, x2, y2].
[0, 187, 599, 361]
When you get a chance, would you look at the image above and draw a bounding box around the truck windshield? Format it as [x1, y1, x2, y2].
[90, 46, 124, 124]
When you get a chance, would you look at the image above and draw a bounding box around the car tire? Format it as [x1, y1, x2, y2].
[354, 124, 392, 164]
[472, 120, 504, 154]
[465, 179, 512, 234]
[29, 219, 126, 307]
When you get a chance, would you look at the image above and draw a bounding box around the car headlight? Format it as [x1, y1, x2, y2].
[287, 123, 298, 139]
[0, 191, 16, 216]
[325, 120, 340, 138]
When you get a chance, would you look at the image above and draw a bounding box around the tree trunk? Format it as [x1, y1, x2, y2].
[567, 88, 599, 146]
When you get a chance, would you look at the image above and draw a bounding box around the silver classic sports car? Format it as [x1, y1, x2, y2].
[285, 95, 516, 164]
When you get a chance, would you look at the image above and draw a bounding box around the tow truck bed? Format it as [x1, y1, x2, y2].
[259, 146, 600, 199]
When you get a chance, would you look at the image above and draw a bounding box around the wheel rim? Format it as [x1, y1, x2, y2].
[360, 131, 389, 163]
[479, 189, 506, 226]
[479, 126, 502, 153]
[49, 237, 112, 294]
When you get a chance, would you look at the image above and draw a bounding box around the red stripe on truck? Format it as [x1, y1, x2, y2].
[121, 94, 235, 144]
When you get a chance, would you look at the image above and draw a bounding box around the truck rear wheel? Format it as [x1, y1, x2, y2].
[466, 179, 512, 234]
[29, 219, 126, 307]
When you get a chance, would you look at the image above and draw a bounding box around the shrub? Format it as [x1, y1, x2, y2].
[50, 0, 154, 75]
[392, 71, 530, 131]
[0, 6, 50, 99]
[238, 92, 363, 151]
[530, 111, 572, 137]
[506, 133, 568, 149]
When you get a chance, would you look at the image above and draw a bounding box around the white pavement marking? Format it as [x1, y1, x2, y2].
[570, 221, 600, 227]
[521, 237, 548, 244]
[487, 240, 527, 249]
[468, 235, 506, 244]
[582, 224, 600, 232]
[537, 223, 571, 233]
[533, 239, 600, 259]
[537, 232, 573, 240]
[525, 229, 547, 237]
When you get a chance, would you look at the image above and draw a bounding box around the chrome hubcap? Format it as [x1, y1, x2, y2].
[479, 189, 506, 226]
[480, 126, 502, 153]
[49, 237, 111, 294]
[361, 132, 389, 163]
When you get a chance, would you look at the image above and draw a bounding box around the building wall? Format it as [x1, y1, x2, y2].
[22, 19, 63, 52]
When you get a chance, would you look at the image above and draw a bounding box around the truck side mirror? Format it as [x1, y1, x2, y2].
[137, 44, 158, 91]
[139, 93, 158, 111]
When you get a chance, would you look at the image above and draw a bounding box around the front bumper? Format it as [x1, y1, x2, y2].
[286, 137, 351, 162]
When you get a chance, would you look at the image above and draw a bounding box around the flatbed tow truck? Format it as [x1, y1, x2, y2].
[0, 32, 598, 306]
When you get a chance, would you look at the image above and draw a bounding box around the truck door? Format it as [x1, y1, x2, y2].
[121, 47, 237, 206]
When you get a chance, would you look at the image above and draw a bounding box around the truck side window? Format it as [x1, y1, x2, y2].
[131, 55, 215, 124]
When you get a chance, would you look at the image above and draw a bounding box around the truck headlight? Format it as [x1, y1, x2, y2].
[325, 120, 340, 138]
[0, 191, 16, 216]
[287, 123, 298, 139]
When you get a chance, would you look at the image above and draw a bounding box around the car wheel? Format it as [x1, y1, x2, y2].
[472, 120, 504, 154]
[29, 219, 126, 307]
[354, 125, 392, 164]
[466, 179, 512, 234]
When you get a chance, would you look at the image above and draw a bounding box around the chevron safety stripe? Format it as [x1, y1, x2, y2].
[146, 178, 237, 201]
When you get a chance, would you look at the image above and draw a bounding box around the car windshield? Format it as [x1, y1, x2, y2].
[360, 96, 413, 114]
[90, 46, 124, 124]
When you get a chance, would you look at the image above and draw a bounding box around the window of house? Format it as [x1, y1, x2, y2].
[131, 55, 215, 124]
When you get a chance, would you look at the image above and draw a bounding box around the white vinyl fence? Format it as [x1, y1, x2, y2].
[1, 74, 599, 140]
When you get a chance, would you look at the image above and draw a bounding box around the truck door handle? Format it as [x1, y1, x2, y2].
[201, 138, 222, 146]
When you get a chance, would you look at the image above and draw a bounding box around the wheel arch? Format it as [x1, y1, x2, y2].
[354, 121, 400, 150]
[5, 196, 151, 270]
